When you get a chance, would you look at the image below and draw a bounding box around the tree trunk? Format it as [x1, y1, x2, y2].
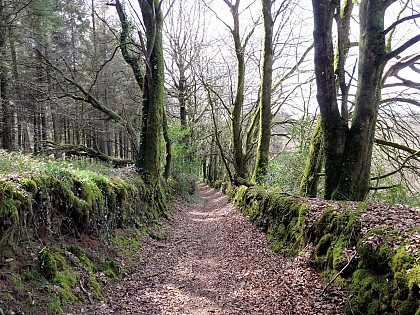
[0, 0, 14, 151]
[303, 0, 353, 197]
[9, 29, 21, 150]
[253, 0, 274, 182]
[137, 1, 164, 182]
[312, 0, 393, 201]
[115, 0, 164, 184]
[332, 0, 388, 200]
[178, 69, 187, 129]
[222, 0, 247, 180]
[163, 109, 172, 179]
[299, 117, 323, 197]
[312, 0, 347, 199]
[231, 10, 246, 180]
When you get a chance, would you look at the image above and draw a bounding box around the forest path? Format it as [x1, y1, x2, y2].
[79, 184, 344, 315]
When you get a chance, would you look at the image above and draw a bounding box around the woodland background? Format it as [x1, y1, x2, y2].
[0, 0, 419, 204]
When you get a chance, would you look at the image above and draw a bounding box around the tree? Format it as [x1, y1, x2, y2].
[205, 0, 259, 182]
[311, 0, 420, 200]
[0, 0, 13, 151]
[114, 0, 165, 184]
[253, 0, 293, 182]
[252, 0, 274, 182]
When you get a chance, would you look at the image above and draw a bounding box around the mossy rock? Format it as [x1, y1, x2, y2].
[233, 185, 248, 207]
[357, 230, 392, 274]
[20, 178, 38, 194]
[345, 269, 393, 314]
[316, 234, 332, 256]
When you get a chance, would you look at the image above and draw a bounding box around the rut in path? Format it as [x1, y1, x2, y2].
[79, 184, 344, 315]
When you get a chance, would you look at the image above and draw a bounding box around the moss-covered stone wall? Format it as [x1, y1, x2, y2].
[225, 184, 420, 315]
[0, 168, 167, 260]
[0, 163, 170, 314]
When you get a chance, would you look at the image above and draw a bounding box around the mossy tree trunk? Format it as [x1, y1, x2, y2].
[162, 109, 172, 179]
[311, 0, 419, 201]
[227, 0, 246, 180]
[252, 0, 274, 183]
[331, 0, 389, 200]
[222, 0, 258, 181]
[312, 0, 346, 199]
[299, 117, 323, 197]
[137, 0, 164, 183]
[115, 0, 164, 184]
[302, 0, 352, 197]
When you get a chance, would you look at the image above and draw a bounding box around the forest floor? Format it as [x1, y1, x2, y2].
[68, 183, 344, 315]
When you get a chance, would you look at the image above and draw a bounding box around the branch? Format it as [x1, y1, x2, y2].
[202, 0, 233, 32]
[374, 138, 418, 155]
[200, 80, 232, 115]
[385, 34, 420, 61]
[39, 143, 134, 167]
[372, 139, 420, 181]
[36, 48, 139, 150]
[382, 53, 420, 84]
[206, 86, 234, 183]
[272, 43, 313, 93]
[243, 16, 261, 49]
[383, 80, 420, 90]
[369, 184, 400, 191]
[320, 252, 357, 296]
[370, 149, 420, 181]
[380, 97, 420, 108]
[273, 0, 289, 24]
[115, 0, 145, 89]
[384, 13, 420, 35]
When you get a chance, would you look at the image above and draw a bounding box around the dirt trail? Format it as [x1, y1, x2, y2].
[76, 184, 344, 315]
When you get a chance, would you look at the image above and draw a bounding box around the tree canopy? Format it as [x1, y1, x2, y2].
[0, 0, 419, 204]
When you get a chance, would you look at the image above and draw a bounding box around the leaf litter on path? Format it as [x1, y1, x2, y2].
[73, 184, 344, 315]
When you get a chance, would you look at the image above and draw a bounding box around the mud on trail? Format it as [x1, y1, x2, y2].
[74, 184, 344, 315]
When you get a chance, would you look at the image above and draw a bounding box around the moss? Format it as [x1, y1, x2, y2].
[38, 249, 58, 280]
[0, 153, 171, 313]
[407, 265, 420, 301]
[0, 181, 30, 226]
[100, 258, 122, 281]
[345, 269, 392, 315]
[311, 207, 338, 242]
[66, 246, 94, 272]
[392, 299, 418, 315]
[11, 273, 25, 290]
[20, 178, 38, 194]
[48, 294, 64, 314]
[391, 247, 414, 273]
[78, 180, 99, 209]
[332, 239, 348, 271]
[336, 208, 362, 241]
[31, 174, 49, 201]
[233, 185, 248, 207]
[317, 234, 332, 256]
[357, 230, 392, 274]
[53, 270, 78, 300]
[114, 234, 141, 249]
[87, 272, 103, 300]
